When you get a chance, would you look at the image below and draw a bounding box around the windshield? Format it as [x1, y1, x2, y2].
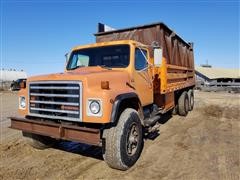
[67, 45, 130, 70]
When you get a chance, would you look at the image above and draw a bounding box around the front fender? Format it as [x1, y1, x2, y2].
[110, 92, 141, 124]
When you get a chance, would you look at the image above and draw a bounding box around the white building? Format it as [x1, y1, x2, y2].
[0, 69, 27, 82]
[195, 66, 240, 92]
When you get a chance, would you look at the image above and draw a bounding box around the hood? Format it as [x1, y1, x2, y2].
[27, 66, 131, 89]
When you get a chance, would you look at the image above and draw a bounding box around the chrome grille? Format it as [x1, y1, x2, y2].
[28, 81, 82, 122]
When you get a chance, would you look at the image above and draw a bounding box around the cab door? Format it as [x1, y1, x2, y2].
[133, 47, 153, 106]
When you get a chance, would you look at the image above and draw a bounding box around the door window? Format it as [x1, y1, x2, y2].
[135, 48, 148, 71]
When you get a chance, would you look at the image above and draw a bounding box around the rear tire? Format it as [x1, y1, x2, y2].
[103, 108, 143, 170]
[188, 89, 194, 111]
[178, 91, 189, 116]
[22, 132, 57, 150]
[171, 104, 178, 115]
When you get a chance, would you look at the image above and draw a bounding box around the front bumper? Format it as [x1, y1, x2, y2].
[10, 116, 101, 146]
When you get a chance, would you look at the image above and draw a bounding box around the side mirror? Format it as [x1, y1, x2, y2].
[154, 48, 162, 67]
[65, 52, 70, 63]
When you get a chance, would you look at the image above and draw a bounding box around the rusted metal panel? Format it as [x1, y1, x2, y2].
[95, 22, 194, 69]
[12, 119, 60, 138]
[10, 117, 101, 146]
[153, 92, 174, 111]
[165, 80, 195, 91]
[164, 92, 175, 111]
[167, 73, 188, 80]
[167, 63, 194, 71]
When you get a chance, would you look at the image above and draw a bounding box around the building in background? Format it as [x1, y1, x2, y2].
[195, 65, 240, 92]
[0, 69, 27, 90]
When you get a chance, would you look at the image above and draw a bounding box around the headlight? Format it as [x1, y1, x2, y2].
[19, 96, 26, 109]
[87, 99, 102, 117]
[89, 101, 100, 114]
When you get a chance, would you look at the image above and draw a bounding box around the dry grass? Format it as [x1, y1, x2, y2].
[202, 104, 239, 119]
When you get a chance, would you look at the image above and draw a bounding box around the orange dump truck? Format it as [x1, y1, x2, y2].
[10, 22, 195, 170]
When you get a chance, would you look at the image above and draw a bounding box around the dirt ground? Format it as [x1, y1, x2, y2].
[0, 91, 239, 180]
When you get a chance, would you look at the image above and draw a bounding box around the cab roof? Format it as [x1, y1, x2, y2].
[72, 40, 146, 51]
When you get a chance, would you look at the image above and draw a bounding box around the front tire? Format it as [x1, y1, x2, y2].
[103, 108, 143, 170]
[22, 132, 57, 150]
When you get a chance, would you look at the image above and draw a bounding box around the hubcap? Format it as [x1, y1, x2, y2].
[126, 123, 139, 156]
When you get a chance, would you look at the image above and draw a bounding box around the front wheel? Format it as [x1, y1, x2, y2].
[103, 108, 143, 170]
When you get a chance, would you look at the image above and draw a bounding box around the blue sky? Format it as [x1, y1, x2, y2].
[1, 1, 239, 76]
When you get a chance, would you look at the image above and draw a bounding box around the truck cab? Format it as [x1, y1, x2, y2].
[18, 40, 154, 123]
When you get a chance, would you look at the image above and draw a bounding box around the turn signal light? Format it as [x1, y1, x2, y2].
[101, 81, 109, 90]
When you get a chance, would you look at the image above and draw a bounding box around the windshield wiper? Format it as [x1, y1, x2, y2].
[70, 65, 85, 70]
[98, 65, 112, 70]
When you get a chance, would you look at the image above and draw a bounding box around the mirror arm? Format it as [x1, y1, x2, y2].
[138, 48, 153, 67]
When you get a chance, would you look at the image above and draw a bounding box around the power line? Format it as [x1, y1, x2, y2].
[3, 62, 64, 65]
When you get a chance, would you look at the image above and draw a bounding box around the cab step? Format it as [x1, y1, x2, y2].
[143, 115, 161, 127]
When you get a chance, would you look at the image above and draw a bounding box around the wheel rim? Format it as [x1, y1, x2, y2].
[126, 123, 139, 156]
